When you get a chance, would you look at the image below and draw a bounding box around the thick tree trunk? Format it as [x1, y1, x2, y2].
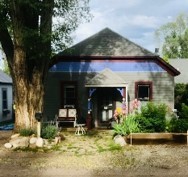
[0, 0, 53, 131]
[12, 47, 45, 131]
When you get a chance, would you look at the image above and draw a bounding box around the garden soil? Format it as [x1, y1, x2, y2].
[0, 130, 188, 177]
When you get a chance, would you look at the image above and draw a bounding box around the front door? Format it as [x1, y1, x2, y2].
[97, 88, 122, 126]
[101, 95, 113, 123]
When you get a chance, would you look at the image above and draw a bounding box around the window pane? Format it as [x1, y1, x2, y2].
[138, 85, 149, 100]
[64, 85, 75, 106]
[2, 89, 8, 109]
[2, 89, 7, 99]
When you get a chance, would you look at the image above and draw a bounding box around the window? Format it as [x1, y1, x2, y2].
[135, 82, 152, 101]
[61, 82, 77, 108]
[2, 88, 8, 110]
[64, 85, 75, 105]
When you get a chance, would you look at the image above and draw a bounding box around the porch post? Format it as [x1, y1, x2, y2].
[117, 86, 128, 113]
[86, 88, 96, 130]
[88, 88, 96, 113]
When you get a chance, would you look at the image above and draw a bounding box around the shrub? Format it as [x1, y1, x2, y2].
[113, 114, 140, 136]
[41, 125, 58, 139]
[166, 118, 188, 133]
[19, 128, 35, 136]
[179, 103, 188, 119]
[136, 102, 167, 132]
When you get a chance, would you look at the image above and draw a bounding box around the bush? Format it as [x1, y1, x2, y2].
[41, 125, 58, 139]
[166, 118, 188, 133]
[179, 103, 188, 119]
[19, 128, 35, 136]
[136, 102, 167, 132]
[113, 114, 140, 136]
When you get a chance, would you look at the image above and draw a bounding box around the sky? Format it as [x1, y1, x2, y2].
[1, 0, 188, 69]
[72, 0, 188, 53]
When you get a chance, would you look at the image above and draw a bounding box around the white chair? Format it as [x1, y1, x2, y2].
[56, 108, 77, 127]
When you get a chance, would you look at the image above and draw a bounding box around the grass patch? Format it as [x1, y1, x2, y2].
[108, 143, 122, 151]
[19, 128, 35, 136]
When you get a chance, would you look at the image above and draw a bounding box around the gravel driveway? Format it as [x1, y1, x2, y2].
[0, 130, 188, 177]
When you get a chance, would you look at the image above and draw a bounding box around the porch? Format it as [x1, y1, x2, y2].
[85, 68, 128, 128]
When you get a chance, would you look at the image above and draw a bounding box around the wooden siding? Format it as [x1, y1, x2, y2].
[44, 72, 89, 120]
[118, 72, 174, 109]
[44, 70, 175, 121]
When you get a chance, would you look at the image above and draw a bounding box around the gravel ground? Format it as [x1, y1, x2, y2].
[0, 130, 188, 177]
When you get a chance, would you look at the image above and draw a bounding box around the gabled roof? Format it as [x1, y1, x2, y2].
[169, 59, 188, 83]
[51, 28, 180, 77]
[58, 27, 156, 57]
[85, 68, 127, 87]
[0, 70, 12, 84]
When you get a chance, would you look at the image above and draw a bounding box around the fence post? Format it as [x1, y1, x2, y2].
[130, 132, 132, 146]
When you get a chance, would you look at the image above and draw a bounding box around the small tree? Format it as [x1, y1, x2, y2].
[155, 13, 188, 59]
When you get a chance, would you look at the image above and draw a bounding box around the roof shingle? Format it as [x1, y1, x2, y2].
[0, 70, 12, 84]
[58, 28, 156, 57]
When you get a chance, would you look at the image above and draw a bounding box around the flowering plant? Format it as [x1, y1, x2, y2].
[129, 98, 140, 114]
[113, 98, 141, 136]
[113, 98, 127, 123]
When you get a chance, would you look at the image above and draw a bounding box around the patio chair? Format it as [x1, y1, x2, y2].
[56, 108, 77, 128]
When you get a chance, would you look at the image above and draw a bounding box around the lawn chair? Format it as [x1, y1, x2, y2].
[56, 108, 77, 128]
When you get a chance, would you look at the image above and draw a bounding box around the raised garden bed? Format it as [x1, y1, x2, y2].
[127, 133, 188, 144]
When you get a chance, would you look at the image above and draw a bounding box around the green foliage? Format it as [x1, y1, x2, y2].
[179, 103, 188, 119]
[155, 13, 188, 58]
[19, 128, 35, 136]
[136, 102, 167, 132]
[41, 125, 58, 140]
[166, 118, 188, 133]
[113, 115, 140, 136]
[175, 83, 188, 118]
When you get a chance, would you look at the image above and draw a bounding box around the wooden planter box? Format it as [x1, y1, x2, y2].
[127, 133, 187, 144]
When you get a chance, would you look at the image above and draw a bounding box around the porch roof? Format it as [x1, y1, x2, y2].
[85, 68, 127, 87]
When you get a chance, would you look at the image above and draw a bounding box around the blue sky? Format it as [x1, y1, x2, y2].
[0, 0, 188, 68]
[72, 0, 188, 53]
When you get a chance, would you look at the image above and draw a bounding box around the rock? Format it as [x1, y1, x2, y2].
[55, 136, 61, 145]
[30, 137, 37, 144]
[59, 134, 65, 141]
[10, 137, 29, 148]
[11, 133, 20, 139]
[36, 137, 44, 147]
[114, 135, 126, 146]
[4, 143, 12, 149]
[43, 139, 49, 145]
[29, 143, 36, 148]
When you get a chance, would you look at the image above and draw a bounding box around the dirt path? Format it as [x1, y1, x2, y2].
[0, 130, 188, 176]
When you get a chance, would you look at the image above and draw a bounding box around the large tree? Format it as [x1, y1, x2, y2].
[155, 13, 188, 59]
[0, 0, 91, 131]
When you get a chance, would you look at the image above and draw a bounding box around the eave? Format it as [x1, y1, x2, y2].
[50, 55, 180, 77]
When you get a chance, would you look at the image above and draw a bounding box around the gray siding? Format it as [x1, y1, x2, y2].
[44, 71, 175, 121]
[117, 72, 174, 109]
[44, 72, 89, 120]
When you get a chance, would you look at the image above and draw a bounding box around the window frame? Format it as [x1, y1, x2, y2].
[135, 81, 152, 101]
[2, 88, 8, 110]
[61, 81, 77, 108]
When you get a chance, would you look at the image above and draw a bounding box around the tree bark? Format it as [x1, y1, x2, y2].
[9, 0, 50, 131]
[11, 45, 44, 131]
[0, 0, 89, 131]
